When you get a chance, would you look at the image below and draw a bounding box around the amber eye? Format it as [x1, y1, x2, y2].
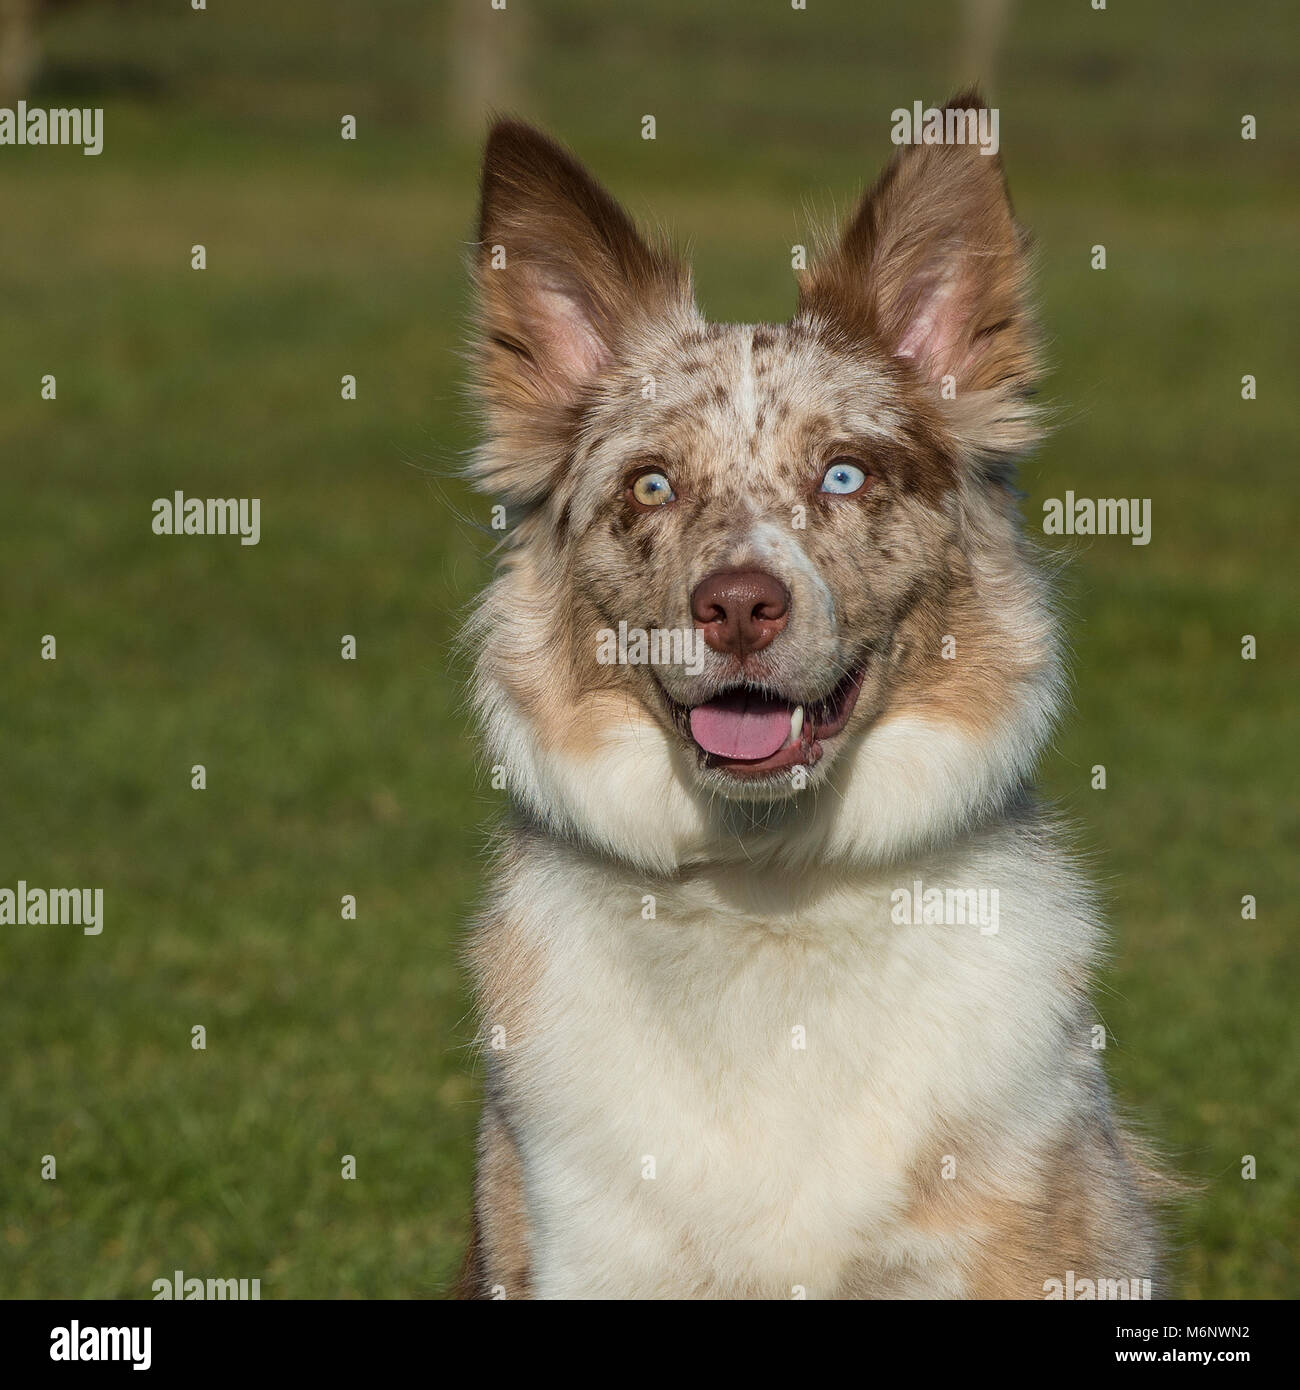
[630, 470, 676, 508]
[820, 458, 870, 495]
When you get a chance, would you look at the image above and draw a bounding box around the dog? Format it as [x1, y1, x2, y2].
[456, 92, 1164, 1299]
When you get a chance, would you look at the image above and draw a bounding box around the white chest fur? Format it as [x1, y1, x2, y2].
[486, 824, 1097, 1299]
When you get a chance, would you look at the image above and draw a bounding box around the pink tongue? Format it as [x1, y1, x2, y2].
[689, 691, 793, 761]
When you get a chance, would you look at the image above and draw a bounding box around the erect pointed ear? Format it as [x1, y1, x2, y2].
[470, 120, 691, 498]
[797, 90, 1040, 459]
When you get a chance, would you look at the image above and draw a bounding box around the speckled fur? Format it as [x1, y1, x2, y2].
[456, 101, 1165, 1300]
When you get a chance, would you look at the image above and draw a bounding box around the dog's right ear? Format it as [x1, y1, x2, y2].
[470, 121, 689, 501]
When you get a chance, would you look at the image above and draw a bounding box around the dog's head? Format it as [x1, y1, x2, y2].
[465, 96, 1062, 873]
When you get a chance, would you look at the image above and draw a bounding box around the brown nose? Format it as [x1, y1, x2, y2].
[690, 569, 790, 657]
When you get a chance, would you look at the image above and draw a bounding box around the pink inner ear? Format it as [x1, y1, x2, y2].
[529, 277, 610, 394]
[895, 267, 971, 383]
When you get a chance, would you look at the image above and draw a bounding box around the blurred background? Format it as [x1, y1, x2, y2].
[0, 0, 1295, 1299]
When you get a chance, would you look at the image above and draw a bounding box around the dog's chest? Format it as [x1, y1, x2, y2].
[500, 860, 1041, 1297]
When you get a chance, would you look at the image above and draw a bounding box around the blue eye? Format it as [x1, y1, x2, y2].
[631, 471, 675, 507]
[820, 459, 868, 495]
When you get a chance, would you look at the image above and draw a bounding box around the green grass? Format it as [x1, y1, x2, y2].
[0, 0, 1295, 1298]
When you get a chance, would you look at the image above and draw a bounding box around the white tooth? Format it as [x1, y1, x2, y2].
[789, 705, 804, 745]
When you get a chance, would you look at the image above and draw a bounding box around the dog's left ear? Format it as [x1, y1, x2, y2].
[798, 90, 1040, 460]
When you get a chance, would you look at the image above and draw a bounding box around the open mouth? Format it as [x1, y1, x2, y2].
[677, 666, 866, 779]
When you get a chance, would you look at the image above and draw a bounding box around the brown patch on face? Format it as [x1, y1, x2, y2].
[476, 545, 660, 762]
[508, 653, 649, 763]
[803, 427, 959, 515]
[880, 568, 1026, 740]
[889, 425, 962, 506]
